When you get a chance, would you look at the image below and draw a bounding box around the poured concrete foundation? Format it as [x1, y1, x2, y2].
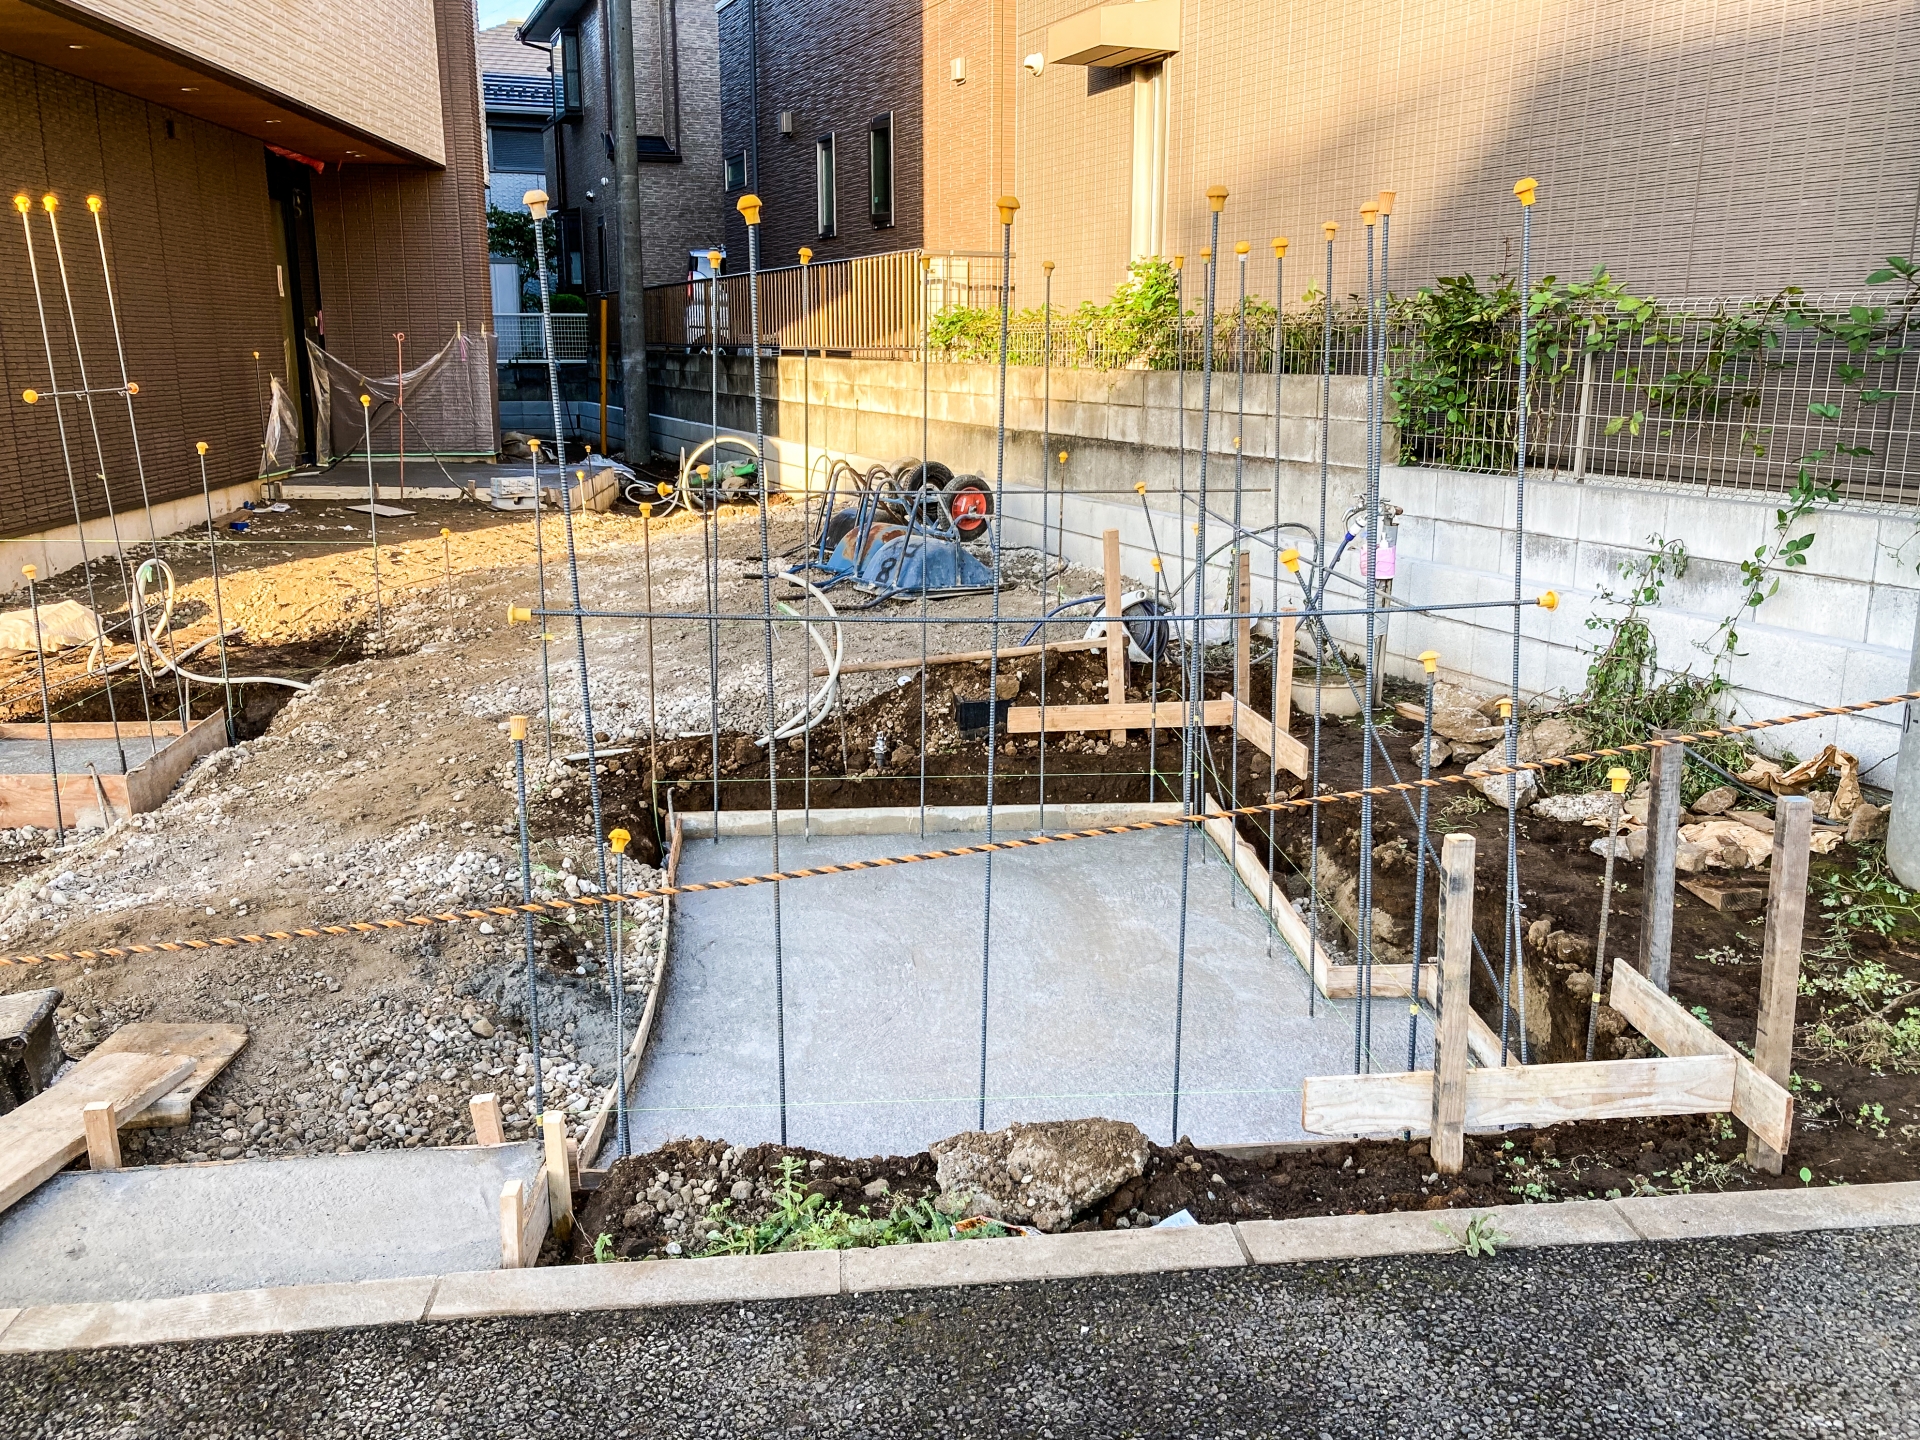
[632, 808, 1429, 1157]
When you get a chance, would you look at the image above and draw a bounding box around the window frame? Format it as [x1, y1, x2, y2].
[816, 132, 837, 238]
[724, 151, 747, 191]
[556, 31, 583, 120]
[868, 112, 893, 228]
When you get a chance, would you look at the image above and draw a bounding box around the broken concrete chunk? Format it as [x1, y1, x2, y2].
[1533, 791, 1614, 824]
[1728, 810, 1775, 836]
[1463, 750, 1539, 808]
[930, 1118, 1148, 1232]
[1627, 828, 1651, 862]
[1846, 801, 1888, 844]
[1591, 834, 1631, 859]
[1516, 717, 1585, 763]
[1674, 838, 1711, 874]
[1690, 786, 1738, 815]
[1410, 735, 1453, 769]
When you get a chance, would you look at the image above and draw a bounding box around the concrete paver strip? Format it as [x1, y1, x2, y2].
[842, 1225, 1247, 1293]
[426, 1249, 842, 1321]
[1611, 1179, 1920, 1240]
[0, 1278, 437, 1354]
[1238, 1199, 1639, 1264]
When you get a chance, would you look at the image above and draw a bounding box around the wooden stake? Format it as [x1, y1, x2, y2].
[1639, 732, 1684, 990]
[82, 1100, 121, 1171]
[542, 1110, 574, 1240]
[1233, 550, 1252, 707]
[814, 635, 1106, 679]
[1103, 528, 1128, 745]
[1748, 795, 1812, 1174]
[470, 1092, 506, 1147]
[499, 1178, 527, 1268]
[1430, 832, 1475, 1174]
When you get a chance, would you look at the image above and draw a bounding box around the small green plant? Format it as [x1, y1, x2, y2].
[1689, 1005, 1715, 1030]
[1818, 845, 1920, 938]
[697, 1157, 1007, 1256]
[1798, 1166, 1814, 1185]
[1435, 1213, 1509, 1256]
[1857, 1102, 1892, 1139]
[593, 1231, 620, 1263]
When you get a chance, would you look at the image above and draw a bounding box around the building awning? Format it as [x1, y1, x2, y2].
[1046, 0, 1180, 68]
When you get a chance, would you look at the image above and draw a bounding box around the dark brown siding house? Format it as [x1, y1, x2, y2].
[0, 0, 495, 572]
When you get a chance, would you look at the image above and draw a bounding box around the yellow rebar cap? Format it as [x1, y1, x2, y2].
[641, 502, 653, 518]
[1134, 481, 1146, 495]
[509, 715, 528, 741]
[1199, 248, 1211, 262]
[195, 440, 207, 455]
[1496, 697, 1513, 718]
[21, 389, 36, 404]
[11, 194, 28, 214]
[359, 394, 371, 408]
[1514, 177, 1538, 207]
[736, 194, 762, 225]
[1173, 254, 1184, 271]
[440, 527, 450, 537]
[41, 194, 56, 212]
[996, 195, 1020, 225]
[1419, 649, 1439, 674]
[1322, 221, 1338, 241]
[1235, 241, 1250, 256]
[1205, 185, 1228, 212]
[708, 249, 723, 268]
[609, 827, 630, 854]
[22, 564, 36, 580]
[1361, 202, 1379, 227]
[1537, 589, 1559, 610]
[1607, 766, 1631, 793]
[1272, 237, 1288, 258]
[1150, 556, 1162, 573]
[1378, 189, 1397, 216]
[508, 604, 533, 624]
[87, 195, 103, 213]
[126, 382, 138, 395]
[1057, 450, 1068, 464]
[1280, 547, 1300, 573]
[1043, 259, 1054, 275]
[798, 246, 812, 264]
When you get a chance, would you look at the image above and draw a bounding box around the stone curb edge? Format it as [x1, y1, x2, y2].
[3, 1180, 1916, 1354]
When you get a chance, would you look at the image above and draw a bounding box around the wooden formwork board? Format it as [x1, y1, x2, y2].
[0, 715, 226, 830]
[0, 1051, 194, 1215]
[82, 1022, 249, 1130]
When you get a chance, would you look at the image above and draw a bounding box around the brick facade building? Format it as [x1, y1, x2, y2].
[0, 0, 495, 539]
[715, 0, 1920, 311]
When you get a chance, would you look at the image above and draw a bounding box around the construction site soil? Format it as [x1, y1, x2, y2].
[1, 493, 1914, 1227]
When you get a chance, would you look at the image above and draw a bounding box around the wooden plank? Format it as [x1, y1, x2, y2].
[1233, 549, 1252, 707]
[81, 1023, 249, 1130]
[499, 1173, 551, 1269]
[1272, 608, 1296, 737]
[470, 1092, 506, 1146]
[1103, 528, 1128, 745]
[1639, 733, 1683, 989]
[1006, 698, 1236, 734]
[1431, 832, 1475, 1173]
[1749, 796, 1813, 1173]
[1224, 698, 1310, 778]
[82, 1101, 121, 1171]
[125, 713, 229, 815]
[0, 773, 130, 832]
[0, 1052, 193, 1214]
[1302, 1055, 1738, 1137]
[815, 636, 1107, 678]
[1199, 796, 1323, 990]
[542, 1110, 574, 1240]
[0, 722, 188, 740]
[1608, 960, 1793, 1154]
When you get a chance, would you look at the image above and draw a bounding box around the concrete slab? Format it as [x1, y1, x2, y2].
[842, 1225, 1246, 1293]
[1611, 1181, 1920, 1241]
[427, 1249, 842, 1321]
[0, 1278, 436, 1353]
[639, 820, 1424, 1156]
[0, 1143, 543, 1307]
[0, 734, 170, 776]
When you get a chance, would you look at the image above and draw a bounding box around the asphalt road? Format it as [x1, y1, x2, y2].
[5, 1226, 1917, 1438]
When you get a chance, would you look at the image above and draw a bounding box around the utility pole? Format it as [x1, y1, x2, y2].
[606, 0, 649, 462]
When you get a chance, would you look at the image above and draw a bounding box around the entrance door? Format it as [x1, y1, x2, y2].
[266, 153, 324, 464]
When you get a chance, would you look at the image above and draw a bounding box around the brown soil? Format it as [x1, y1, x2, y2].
[562, 1114, 1773, 1263]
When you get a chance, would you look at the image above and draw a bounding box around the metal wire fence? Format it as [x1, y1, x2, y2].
[495, 312, 593, 363]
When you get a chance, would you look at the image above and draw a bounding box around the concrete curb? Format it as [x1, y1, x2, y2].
[679, 802, 1182, 838]
[2, 1182, 1917, 1353]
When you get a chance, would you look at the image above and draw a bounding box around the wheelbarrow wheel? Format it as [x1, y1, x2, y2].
[942, 474, 992, 539]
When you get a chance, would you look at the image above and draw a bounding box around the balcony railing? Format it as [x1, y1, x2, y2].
[494, 312, 592, 363]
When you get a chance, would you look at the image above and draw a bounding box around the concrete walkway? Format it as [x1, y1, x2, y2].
[646, 825, 1416, 1155]
[3, 1222, 1916, 1437]
[0, 1144, 541, 1307]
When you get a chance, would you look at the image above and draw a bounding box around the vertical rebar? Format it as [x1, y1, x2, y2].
[556, 464, 626, 1155]
[1355, 204, 1381, 1072]
[194, 443, 237, 734]
[1504, 179, 1539, 1064]
[642, 503, 660, 794]
[22, 566, 65, 846]
[441, 527, 452, 616]
[511, 717, 546, 1119]
[738, 196, 788, 1146]
[1173, 188, 1227, 1144]
[705, 254, 723, 843]
[1586, 770, 1629, 1061]
[978, 197, 1017, 1132]
[919, 254, 932, 840]
[1268, 240, 1287, 938]
[1230, 244, 1249, 874]
[1308, 223, 1335, 1020]
[359, 396, 385, 637]
[531, 440, 554, 760]
[1407, 653, 1437, 1070]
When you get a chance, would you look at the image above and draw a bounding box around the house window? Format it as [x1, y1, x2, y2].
[724, 151, 747, 190]
[556, 31, 582, 119]
[489, 126, 545, 174]
[815, 134, 836, 237]
[868, 114, 893, 228]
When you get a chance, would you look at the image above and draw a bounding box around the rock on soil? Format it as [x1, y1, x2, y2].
[930, 1118, 1149, 1232]
[1464, 750, 1539, 807]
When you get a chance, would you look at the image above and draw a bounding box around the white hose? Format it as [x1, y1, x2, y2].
[756, 567, 843, 746]
[124, 559, 311, 691]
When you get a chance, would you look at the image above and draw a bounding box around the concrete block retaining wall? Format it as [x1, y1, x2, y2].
[650, 353, 1920, 778]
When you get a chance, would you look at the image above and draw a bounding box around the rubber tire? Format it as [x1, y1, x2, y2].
[822, 509, 859, 554]
[943, 474, 992, 539]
